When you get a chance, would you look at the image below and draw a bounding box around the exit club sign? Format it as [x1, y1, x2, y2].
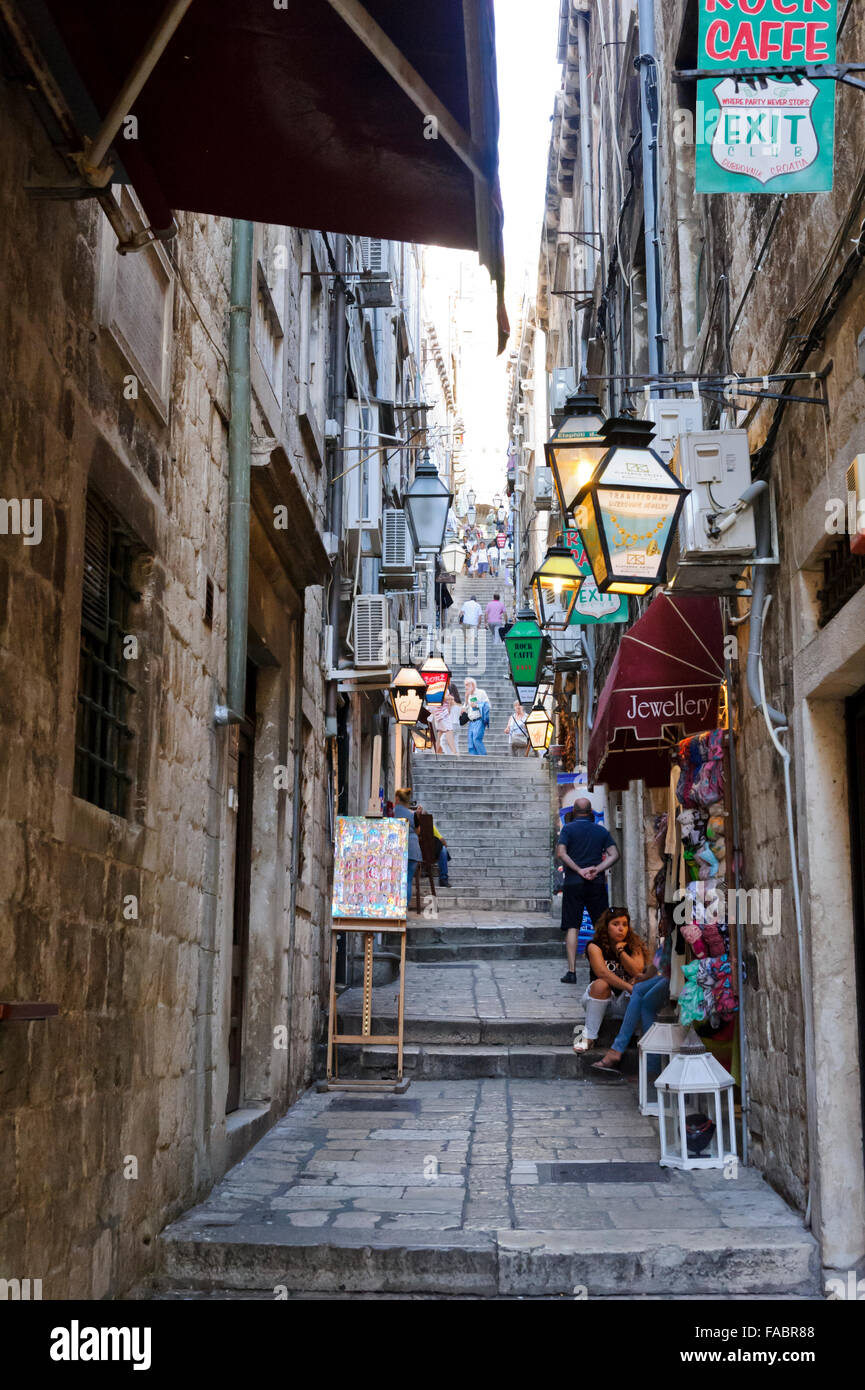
[696, 0, 837, 194]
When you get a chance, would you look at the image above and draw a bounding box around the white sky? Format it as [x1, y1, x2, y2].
[422, 0, 561, 506]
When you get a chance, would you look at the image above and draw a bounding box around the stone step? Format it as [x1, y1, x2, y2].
[406, 922, 562, 944]
[331, 1012, 586, 1047]
[156, 1223, 820, 1299]
[417, 895, 552, 911]
[345, 1041, 637, 1080]
[406, 940, 564, 962]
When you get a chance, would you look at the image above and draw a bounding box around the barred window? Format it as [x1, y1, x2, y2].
[74, 491, 141, 815]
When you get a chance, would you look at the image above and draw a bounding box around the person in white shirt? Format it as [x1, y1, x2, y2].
[477, 542, 489, 575]
[460, 596, 483, 627]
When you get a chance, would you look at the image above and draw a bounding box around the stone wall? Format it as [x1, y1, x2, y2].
[0, 70, 332, 1297]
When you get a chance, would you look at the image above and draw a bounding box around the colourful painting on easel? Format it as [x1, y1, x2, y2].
[332, 817, 408, 920]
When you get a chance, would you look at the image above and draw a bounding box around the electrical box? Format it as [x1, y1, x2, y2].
[642, 397, 704, 467]
[672, 429, 757, 575]
[353, 594, 391, 668]
[550, 367, 577, 414]
[380, 508, 415, 582]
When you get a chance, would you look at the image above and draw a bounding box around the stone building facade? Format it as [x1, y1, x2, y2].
[533, 0, 865, 1272]
[0, 35, 440, 1294]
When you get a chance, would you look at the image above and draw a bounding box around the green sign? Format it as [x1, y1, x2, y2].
[504, 616, 545, 705]
[696, 0, 836, 195]
[563, 531, 629, 625]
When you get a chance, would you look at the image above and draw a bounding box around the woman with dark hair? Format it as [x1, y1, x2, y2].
[572, 907, 646, 1055]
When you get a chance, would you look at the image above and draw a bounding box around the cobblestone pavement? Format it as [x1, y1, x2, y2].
[339, 955, 579, 1024]
[165, 1079, 802, 1238]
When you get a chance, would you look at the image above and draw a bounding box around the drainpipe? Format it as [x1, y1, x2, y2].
[325, 234, 348, 738]
[215, 219, 254, 726]
[746, 491, 814, 1218]
[636, 0, 663, 383]
[285, 605, 306, 1097]
[576, 12, 596, 296]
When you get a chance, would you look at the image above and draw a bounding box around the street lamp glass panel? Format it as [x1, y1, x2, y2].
[466, 506, 477, 526]
[466, 488, 476, 507]
[440, 541, 464, 574]
[530, 545, 584, 630]
[404, 451, 454, 553]
[526, 703, 553, 751]
[390, 666, 427, 725]
[575, 418, 689, 595]
[545, 394, 607, 518]
[419, 654, 451, 705]
[504, 611, 545, 706]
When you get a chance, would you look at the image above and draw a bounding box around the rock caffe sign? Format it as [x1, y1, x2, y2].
[696, 0, 837, 194]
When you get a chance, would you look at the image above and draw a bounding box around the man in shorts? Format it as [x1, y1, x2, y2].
[556, 799, 620, 984]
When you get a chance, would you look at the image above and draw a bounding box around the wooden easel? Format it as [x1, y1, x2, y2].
[321, 917, 409, 1093]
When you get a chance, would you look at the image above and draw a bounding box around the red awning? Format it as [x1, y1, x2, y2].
[13, 0, 507, 347]
[587, 594, 725, 792]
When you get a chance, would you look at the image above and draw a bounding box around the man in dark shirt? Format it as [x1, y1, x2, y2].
[556, 799, 620, 983]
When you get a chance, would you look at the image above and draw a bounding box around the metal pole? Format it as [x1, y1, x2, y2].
[576, 13, 596, 296]
[215, 219, 253, 726]
[637, 0, 663, 384]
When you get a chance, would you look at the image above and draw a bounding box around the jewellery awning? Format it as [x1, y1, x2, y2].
[5, 0, 508, 348]
[587, 594, 725, 791]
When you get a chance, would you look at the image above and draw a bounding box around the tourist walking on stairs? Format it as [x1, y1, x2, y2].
[462, 677, 490, 756]
[556, 798, 620, 983]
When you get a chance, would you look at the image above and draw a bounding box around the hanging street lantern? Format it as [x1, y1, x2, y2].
[530, 543, 584, 630]
[389, 665, 427, 725]
[440, 539, 465, 576]
[466, 487, 476, 508]
[504, 608, 546, 707]
[545, 393, 608, 519]
[410, 723, 434, 752]
[526, 701, 554, 753]
[403, 450, 454, 554]
[574, 416, 690, 595]
[419, 653, 451, 705]
[466, 505, 477, 526]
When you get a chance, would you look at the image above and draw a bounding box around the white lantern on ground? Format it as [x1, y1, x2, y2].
[638, 1022, 702, 1117]
[655, 1047, 737, 1171]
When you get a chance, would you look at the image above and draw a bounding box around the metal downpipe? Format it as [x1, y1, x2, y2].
[637, 0, 663, 382]
[326, 235, 348, 735]
[215, 218, 254, 726]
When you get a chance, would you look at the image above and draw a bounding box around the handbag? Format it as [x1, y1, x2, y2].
[459, 711, 469, 726]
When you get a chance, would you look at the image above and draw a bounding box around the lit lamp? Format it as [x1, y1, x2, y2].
[574, 417, 689, 595]
[390, 665, 426, 725]
[404, 450, 454, 554]
[419, 653, 451, 706]
[440, 540, 465, 576]
[655, 1046, 737, 1171]
[504, 608, 546, 706]
[545, 392, 608, 519]
[526, 702, 554, 753]
[530, 544, 584, 630]
[410, 723, 434, 752]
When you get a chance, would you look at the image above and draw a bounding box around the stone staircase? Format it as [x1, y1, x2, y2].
[410, 567, 553, 920]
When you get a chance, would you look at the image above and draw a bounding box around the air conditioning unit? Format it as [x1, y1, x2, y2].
[343, 399, 382, 556]
[847, 454, 865, 555]
[353, 594, 392, 668]
[669, 430, 758, 594]
[534, 465, 554, 509]
[550, 367, 577, 414]
[381, 508, 415, 583]
[642, 398, 704, 467]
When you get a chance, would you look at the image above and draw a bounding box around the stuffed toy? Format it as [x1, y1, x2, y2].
[678, 960, 707, 1025]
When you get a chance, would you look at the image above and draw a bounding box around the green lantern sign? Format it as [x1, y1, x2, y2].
[696, 0, 836, 195]
[504, 609, 546, 707]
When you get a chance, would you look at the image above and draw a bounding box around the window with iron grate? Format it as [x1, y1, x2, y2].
[74, 491, 142, 816]
[817, 538, 865, 628]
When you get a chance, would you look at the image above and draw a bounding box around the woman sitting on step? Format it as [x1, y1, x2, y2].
[573, 907, 646, 1055]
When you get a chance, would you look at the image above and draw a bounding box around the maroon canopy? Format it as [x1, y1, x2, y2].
[587, 594, 725, 791]
[17, 0, 507, 346]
